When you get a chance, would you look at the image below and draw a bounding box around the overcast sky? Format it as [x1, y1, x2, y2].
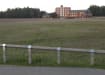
[0, 0, 105, 12]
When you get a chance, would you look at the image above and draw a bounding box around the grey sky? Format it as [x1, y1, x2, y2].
[0, 0, 105, 12]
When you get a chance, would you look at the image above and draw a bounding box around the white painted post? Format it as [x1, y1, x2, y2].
[90, 49, 95, 65]
[2, 44, 6, 63]
[28, 45, 32, 64]
[57, 47, 61, 64]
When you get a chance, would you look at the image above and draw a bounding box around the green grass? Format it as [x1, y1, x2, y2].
[0, 18, 105, 68]
[0, 18, 105, 49]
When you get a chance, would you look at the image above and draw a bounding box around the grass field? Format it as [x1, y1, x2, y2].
[0, 17, 105, 68]
[0, 18, 105, 49]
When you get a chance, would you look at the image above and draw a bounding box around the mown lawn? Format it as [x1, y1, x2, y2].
[0, 18, 105, 68]
[0, 18, 105, 49]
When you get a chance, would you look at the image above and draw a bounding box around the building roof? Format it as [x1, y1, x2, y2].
[71, 10, 91, 14]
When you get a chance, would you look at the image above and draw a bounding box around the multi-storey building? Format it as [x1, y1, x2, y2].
[55, 5, 71, 18]
[55, 5, 92, 18]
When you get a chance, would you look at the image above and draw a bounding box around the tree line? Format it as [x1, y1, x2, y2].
[88, 5, 105, 16]
[0, 7, 57, 18]
[0, 7, 49, 18]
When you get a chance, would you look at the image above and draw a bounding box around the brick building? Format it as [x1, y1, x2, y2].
[55, 5, 92, 18]
[56, 5, 71, 18]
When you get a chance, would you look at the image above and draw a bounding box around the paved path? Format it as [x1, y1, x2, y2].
[0, 65, 105, 75]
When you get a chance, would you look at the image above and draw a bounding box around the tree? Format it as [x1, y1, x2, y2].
[0, 7, 41, 18]
[88, 5, 101, 16]
[0, 12, 6, 18]
[88, 5, 105, 16]
[40, 11, 47, 18]
[100, 6, 105, 16]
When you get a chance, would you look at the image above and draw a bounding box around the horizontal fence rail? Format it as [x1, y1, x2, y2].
[0, 43, 105, 65]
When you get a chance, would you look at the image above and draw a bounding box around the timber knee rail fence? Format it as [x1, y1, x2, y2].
[0, 43, 105, 65]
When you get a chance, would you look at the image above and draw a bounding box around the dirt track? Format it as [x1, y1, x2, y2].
[0, 65, 105, 75]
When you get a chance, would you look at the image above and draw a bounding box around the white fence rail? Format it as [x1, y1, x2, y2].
[0, 43, 105, 65]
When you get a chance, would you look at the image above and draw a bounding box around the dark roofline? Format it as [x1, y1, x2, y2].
[70, 10, 91, 13]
